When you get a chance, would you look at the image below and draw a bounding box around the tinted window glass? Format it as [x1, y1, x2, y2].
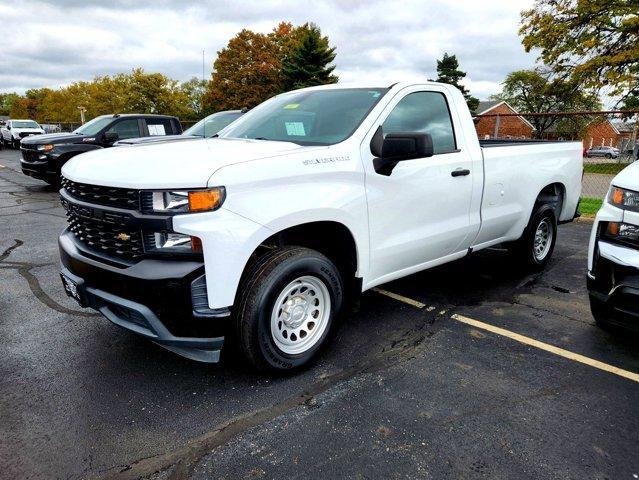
[107, 119, 140, 140]
[74, 116, 113, 135]
[185, 112, 243, 137]
[12, 121, 40, 128]
[220, 88, 388, 146]
[145, 118, 173, 136]
[383, 92, 456, 154]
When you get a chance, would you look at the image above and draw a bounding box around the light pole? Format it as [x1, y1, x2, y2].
[77, 106, 86, 125]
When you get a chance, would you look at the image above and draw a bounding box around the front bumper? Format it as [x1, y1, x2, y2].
[588, 240, 639, 331]
[20, 148, 57, 182]
[59, 229, 230, 362]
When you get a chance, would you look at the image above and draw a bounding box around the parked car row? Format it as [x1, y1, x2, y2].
[13, 110, 243, 186]
[5, 82, 636, 374]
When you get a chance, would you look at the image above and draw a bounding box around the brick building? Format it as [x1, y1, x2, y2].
[474, 100, 535, 139]
[544, 118, 637, 151]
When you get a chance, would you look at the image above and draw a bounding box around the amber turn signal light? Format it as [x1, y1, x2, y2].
[607, 222, 620, 235]
[611, 187, 623, 205]
[187, 188, 225, 212]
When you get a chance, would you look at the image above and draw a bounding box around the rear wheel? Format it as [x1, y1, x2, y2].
[233, 246, 344, 372]
[511, 205, 557, 270]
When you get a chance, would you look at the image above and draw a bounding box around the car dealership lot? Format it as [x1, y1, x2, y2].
[0, 149, 637, 479]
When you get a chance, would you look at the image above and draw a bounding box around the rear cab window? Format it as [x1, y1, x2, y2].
[145, 118, 175, 136]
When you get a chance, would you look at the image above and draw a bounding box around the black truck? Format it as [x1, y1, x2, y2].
[20, 114, 182, 186]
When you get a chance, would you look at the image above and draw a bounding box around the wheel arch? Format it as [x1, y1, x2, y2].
[238, 220, 362, 297]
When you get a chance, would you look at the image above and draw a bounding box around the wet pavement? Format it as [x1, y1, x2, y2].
[0, 148, 637, 479]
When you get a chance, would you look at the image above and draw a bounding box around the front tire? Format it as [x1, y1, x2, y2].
[233, 247, 344, 372]
[12, 138, 20, 149]
[511, 205, 557, 270]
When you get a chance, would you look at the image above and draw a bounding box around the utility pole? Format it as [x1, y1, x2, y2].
[77, 106, 86, 124]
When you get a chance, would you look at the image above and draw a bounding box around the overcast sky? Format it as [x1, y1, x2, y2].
[0, 0, 537, 100]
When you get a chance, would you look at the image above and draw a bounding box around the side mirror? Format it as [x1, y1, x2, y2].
[6, 125, 10, 130]
[370, 126, 434, 176]
[103, 132, 119, 144]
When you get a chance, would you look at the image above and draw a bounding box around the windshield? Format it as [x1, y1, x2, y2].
[184, 111, 243, 137]
[12, 121, 40, 129]
[220, 88, 388, 146]
[73, 116, 113, 135]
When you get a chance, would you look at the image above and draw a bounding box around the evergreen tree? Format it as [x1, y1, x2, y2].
[282, 23, 338, 90]
[435, 52, 479, 113]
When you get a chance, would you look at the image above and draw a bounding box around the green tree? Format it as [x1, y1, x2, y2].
[205, 25, 290, 112]
[492, 69, 601, 138]
[282, 23, 337, 90]
[520, 0, 639, 104]
[435, 52, 479, 113]
[0, 93, 21, 116]
[180, 77, 208, 120]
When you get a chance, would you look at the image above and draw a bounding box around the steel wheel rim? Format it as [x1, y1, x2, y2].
[533, 217, 553, 261]
[270, 275, 331, 355]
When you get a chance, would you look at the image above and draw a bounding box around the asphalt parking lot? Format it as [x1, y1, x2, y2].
[0, 147, 638, 480]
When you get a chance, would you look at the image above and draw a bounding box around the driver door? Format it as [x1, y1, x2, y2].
[362, 88, 477, 283]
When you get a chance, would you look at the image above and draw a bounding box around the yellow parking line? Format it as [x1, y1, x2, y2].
[452, 314, 639, 383]
[372, 287, 426, 309]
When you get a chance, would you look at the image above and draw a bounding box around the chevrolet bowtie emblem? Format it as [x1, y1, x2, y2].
[116, 233, 131, 241]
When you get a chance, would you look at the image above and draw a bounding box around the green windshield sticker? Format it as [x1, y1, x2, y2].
[283, 103, 300, 109]
[285, 122, 306, 136]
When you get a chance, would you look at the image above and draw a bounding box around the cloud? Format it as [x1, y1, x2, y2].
[0, 0, 535, 100]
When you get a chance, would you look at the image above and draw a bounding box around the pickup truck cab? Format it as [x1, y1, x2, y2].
[587, 162, 639, 331]
[20, 113, 182, 186]
[58, 82, 583, 371]
[114, 110, 243, 146]
[1, 119, 45, 148]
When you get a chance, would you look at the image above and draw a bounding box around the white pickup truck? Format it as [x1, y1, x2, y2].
[58, 82, 583, 371]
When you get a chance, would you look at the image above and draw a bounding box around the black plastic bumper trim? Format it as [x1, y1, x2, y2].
[61, 266, 226, 363]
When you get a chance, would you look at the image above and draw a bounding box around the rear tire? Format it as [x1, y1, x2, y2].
[233, 246, 344, 372]
[511, 205, 557, 270]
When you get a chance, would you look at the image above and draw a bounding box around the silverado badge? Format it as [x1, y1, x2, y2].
[116, 233, 131, 241]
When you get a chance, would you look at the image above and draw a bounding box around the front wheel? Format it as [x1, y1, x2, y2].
[233, 247, 344, 372]
[511, 205, 557, 270]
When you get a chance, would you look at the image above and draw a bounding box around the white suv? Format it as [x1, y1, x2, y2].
[1, 119, 45, 149]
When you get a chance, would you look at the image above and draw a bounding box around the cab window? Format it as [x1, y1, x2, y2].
[383, 91, 457, 154]
[145, 118, 174, 136]
[106, 119, 140, 140]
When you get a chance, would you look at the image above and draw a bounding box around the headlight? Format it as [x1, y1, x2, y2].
[149, 187, 225, 213]
[147, 232, 202, 253]
[607, 186, 639, 212]
[601, 222, 639, 247]
[37, 144, 54, 152]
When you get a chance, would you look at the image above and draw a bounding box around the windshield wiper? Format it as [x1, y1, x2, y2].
[253, 137, 270, 141]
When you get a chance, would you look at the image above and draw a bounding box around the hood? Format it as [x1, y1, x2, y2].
[62, 137, 306, 189]
[611, 161, 639, 191]
[21, 132, 87, 145]
[115, 134, 196, 146]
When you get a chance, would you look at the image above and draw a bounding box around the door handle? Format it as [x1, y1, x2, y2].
[451, 168, 470, 177]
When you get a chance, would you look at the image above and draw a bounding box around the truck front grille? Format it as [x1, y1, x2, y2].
[65, 208, 144, 261]
[61, 177, 140, 210]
